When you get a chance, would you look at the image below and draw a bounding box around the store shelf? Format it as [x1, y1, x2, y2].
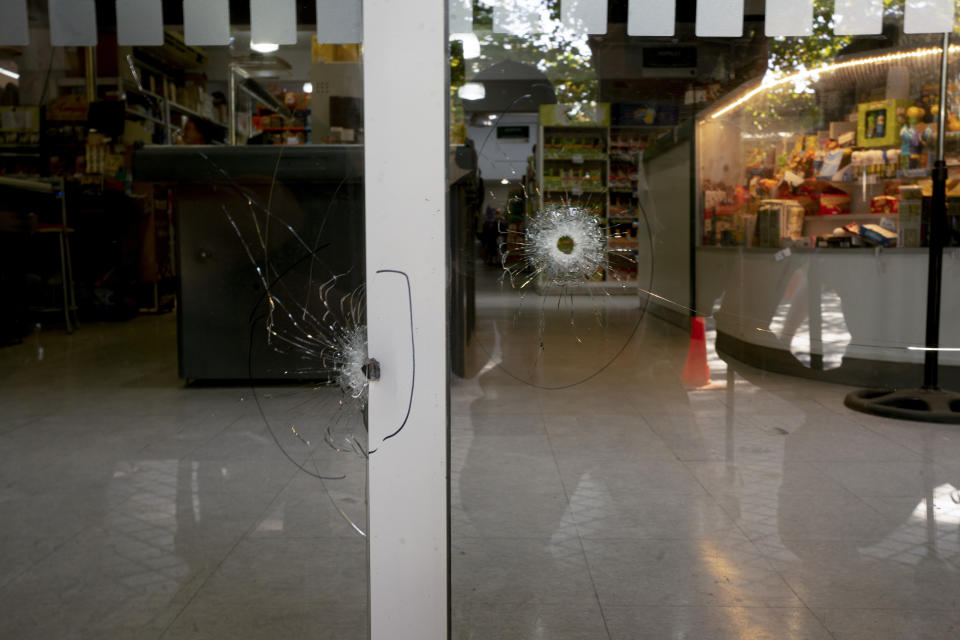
[167, 101, 227, 129]
[124, 82, 164, 102]
[542, 186, 606, 194]
[806, 213, 898, 220]
[543, 152, 607, 161]
[258, 126, 311, 132]
[124, 108, 166, 127]
[0, 146, 41, 157]
[0, 175, 57, 193]
[538, 279, 639, 295]
[121, 74, 228, 142]
[58, 76, 120, 87]
[536, 120, 667, 286]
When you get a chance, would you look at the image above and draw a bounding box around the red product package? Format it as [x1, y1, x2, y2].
[870, 195, 899, 214]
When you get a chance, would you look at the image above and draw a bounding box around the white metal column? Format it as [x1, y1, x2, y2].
[363, 0, 449, 638]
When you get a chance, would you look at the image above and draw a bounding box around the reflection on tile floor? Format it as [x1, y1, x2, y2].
[0, 317, 368, 639]
[452, 276, 960, 639]
[4, 285, 960, 638]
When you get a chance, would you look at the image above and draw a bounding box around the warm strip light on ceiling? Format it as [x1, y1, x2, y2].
[708, 45, 959, 120]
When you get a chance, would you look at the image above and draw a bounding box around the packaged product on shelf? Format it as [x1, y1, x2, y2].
[861, 223, 898, 246]
[757, 200, 805, 248]
[870, 195, 899, 214]
[899, 185, 923, 247]
[829, 120, 857, 140]
[857, 99, 913, 148]
[843, 222, 897, 246]
[819, 189, 851, 216]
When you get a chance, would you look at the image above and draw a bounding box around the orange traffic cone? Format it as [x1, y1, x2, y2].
[682, 316, 711, 389]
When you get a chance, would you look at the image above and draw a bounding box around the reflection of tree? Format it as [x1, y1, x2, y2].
[768, 1, 903, 76]
[748, 1, 903, 133]
[472, 0, 598, 104]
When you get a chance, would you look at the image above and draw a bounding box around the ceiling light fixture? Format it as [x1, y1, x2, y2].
[251, 42, 280, 54]
[458, 82, 485, 101]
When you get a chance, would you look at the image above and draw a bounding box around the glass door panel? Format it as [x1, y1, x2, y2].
[447, 2, 960, 638]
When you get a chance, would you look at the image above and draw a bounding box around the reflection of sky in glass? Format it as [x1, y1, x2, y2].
[479, 0, 593, 78]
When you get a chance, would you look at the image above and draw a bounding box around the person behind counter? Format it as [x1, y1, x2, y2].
[176, 117, 224, 145]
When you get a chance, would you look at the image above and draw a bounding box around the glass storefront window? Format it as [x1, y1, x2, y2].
[0, 2, 372, 638]
[4, 1, 960, 638]
[448, 1, 960, 638]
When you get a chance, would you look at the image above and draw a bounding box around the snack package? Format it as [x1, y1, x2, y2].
[820, 190, 851, 215]
[870, 195, 899, 214]
[845, 222, 897, 246]
[899, 185, 922, 248]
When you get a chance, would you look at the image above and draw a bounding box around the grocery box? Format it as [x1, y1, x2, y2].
[757, 199, 805, 248]
[857, 100, 913, 148]
[820, 191, 851, 215]
[870, 195, 899, 214]
[899, 185, 922, 247]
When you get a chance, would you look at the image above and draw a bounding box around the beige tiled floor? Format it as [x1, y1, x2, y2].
[3, 279, 960, 638]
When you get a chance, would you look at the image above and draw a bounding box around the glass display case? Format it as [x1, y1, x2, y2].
[698, 43, 960, 250]
[693, 42, 960, 386]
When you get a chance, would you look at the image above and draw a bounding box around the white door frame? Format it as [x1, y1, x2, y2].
[363, 1, 449, 638]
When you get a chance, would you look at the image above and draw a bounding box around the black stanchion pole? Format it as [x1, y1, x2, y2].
[845, 32, 960, 422]
[924, 158, 946, 390]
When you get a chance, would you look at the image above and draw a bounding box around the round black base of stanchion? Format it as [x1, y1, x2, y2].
[844, 388, 960, 424]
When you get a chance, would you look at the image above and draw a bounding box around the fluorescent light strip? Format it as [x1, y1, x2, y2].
[708, 46, 956, 120]
[907, 346, 960, 352]
[0, 68, 20, 80]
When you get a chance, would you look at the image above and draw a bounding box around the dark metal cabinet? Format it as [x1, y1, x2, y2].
[135, 146, 364, 380]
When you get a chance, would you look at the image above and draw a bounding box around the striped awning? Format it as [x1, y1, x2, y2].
[0, 1, 956, 47]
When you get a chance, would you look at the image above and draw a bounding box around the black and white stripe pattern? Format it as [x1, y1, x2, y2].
[0, 0, 957, 48]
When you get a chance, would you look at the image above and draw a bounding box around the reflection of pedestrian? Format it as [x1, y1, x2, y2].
[778, 268, 809, 348]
